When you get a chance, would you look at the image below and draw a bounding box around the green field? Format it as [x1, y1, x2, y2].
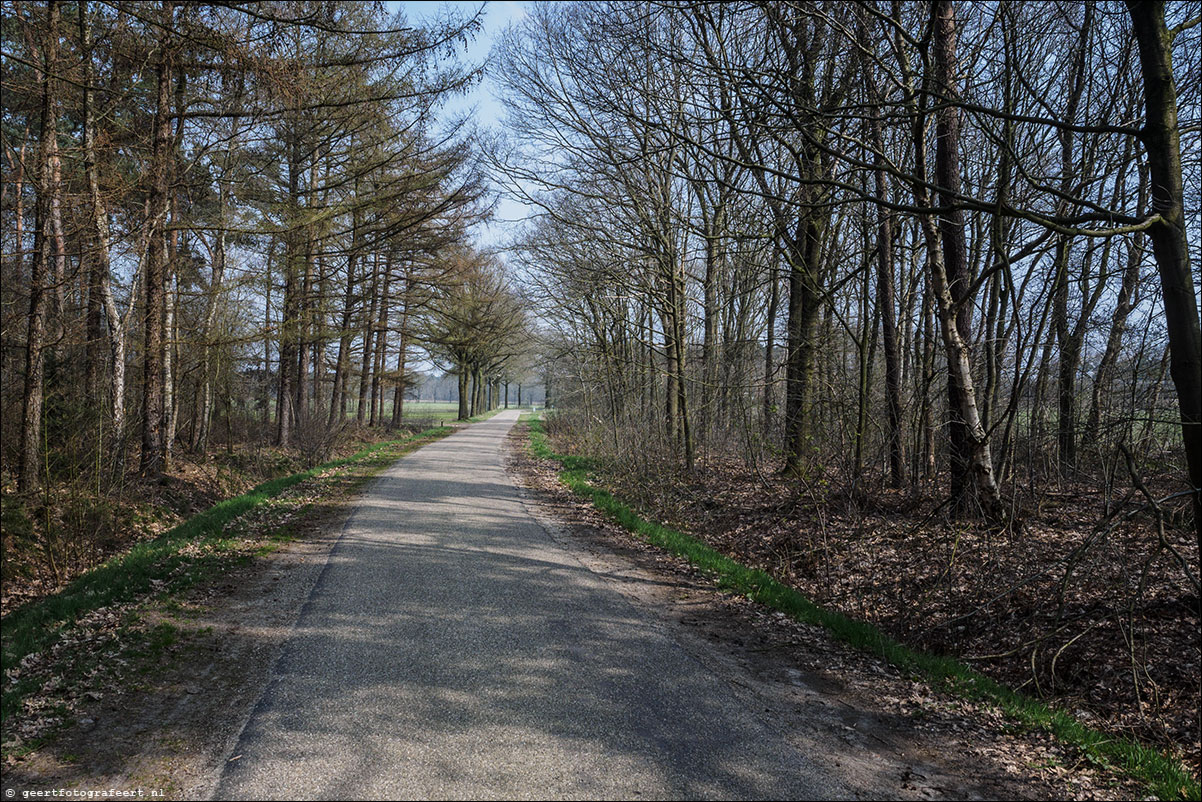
[402, 401, 462, 424]
[401, 401, 538, 423]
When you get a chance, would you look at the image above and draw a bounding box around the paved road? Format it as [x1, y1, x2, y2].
[213, 410, 846, 800]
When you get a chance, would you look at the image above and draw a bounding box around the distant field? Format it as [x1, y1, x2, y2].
[401, 401, 539, 424]
[402, 401, 461, 424]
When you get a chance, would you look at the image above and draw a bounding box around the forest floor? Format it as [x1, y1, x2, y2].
[539, 425, 1200, 786]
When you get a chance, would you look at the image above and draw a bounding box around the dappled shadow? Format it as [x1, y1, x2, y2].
[215, 412, 847, 800]
[0, 412, 961, 801]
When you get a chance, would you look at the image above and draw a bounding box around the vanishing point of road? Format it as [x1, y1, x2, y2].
[213, 409, 847, 800]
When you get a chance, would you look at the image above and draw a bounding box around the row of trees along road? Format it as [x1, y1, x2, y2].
[493, 0, 1201, 542]
[1, 0, 533, 510]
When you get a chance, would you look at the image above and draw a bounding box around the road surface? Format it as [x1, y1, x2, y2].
[213, 409, 847, 800]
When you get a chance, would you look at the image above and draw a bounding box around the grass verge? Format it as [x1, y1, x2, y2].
[1, 424, 457, 725]
[525, 416, 1199, 801]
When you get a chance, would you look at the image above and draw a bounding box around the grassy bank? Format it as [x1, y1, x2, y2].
[525, 417, 1199, 801]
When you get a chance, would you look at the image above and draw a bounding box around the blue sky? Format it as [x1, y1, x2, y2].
[391, 2, 535, 250]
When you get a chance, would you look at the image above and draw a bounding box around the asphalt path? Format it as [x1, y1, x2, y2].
[212, 409, 848, 800]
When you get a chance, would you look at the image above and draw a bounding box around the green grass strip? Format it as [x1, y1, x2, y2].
[1, 425, 452, 686]
[526, 418, 1199, 801]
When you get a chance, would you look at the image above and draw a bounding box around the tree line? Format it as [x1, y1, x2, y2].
[1, 1, 531, 499]
[494, 0, 1200, 538]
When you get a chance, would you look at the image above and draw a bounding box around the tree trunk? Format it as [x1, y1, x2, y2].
[931, 0, 976, 506]
[47, 111, 66, 356]
[356, 251, 379, 425]
[870, 96, 904, 486]
[919, 277, 937, 483]
[162, 65, 186, 468]
[140, 1, 174, 479]
[164, 267, 178, 466]
[699, 201, 722, 445]
[80, 0, 126, 442]
[370, 254, 392, 427]
[762, 244, 780, 442]
[18, 0, 58, 493]
[661, 300, 679, 445]
[471, 365, 483, 416]
[457, 366, 469, 420]
[277, 244, 297, 444]
[328, 205, 361, 426]
[1049, 5, 1093, 471]
[921, 0, 1004, 519]
[782, 206, 823, 476]
[390, 304, 409, 429]
[1127, 0, 1202, 541]
[193, 216, 226, 454]
[262, 239, 275, 429]
[674, 259, 694, 470]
